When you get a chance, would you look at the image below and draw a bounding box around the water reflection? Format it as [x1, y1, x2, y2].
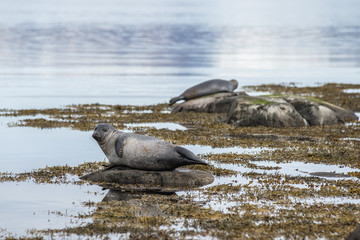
[100, 190, 176, 218]
[1, 17, 360, 108]
[0, 182, 103, 237]
[2, 25, 360, 70]
[103, 190, 176, 202]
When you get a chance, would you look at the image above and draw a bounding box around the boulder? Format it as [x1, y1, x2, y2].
[80, 168, 214, 192]
[171, 92, 246, 113]
[288, 98, 344, 125]
[285, 96, 358, 122]
[171, 92, 358, 127]
[226, 102, 308, 128]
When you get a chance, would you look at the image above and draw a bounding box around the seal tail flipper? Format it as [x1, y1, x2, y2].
[169, 96, 183, 106]
[175, 146, 208, 166]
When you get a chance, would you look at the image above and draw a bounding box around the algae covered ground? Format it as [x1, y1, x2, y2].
[1, 83, 360, 239]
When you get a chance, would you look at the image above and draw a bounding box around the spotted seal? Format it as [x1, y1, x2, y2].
[169, 79, 238, 105]
[92, 123, 208, 171]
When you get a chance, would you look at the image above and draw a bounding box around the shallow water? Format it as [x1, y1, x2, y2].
[0, 117, 103, 173]
[1, 0, 360, 109]
[0, 182, 103, 237]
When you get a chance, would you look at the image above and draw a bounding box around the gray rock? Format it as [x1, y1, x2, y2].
[80, 168, 214, 191]
[286, 98, 345, 125]
[171, 92, 246, 113]
[171, 92, 358, 127]
[227, 102, 308, 128]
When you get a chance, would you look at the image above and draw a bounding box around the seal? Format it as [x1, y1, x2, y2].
[92, 123, 208, 171]
[169, 79, 238, 105]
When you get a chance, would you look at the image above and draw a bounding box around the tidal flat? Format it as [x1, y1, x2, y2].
[1, 84, 360, 239]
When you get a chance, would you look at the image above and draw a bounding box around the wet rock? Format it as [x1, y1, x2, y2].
[287, 98, 345, 125]
[171, 92, 357, 127]
[171, 92, 246, 113]
[227, 102, 308, 128]
[80, 168, 214, 191]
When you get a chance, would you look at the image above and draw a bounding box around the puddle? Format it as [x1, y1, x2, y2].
[124, 122, 187, 131]
[249, 160, 358, 179]
[160, 110, 171, 114]
[340, 137, 360, 141]
[178, 160, 360, 214]
[0, 181, 103, 237]
[122, 109, 153, 114]
[182, 144, 266, 155]
[244, 90, 273, 96]
[343, 89, 360, 93]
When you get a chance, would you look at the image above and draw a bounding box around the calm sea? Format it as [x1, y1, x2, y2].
[1, 0, 360, 109]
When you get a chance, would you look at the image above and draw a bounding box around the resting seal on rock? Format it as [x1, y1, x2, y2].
[169, 79, 238, 105]
[92, 123, 208, 171]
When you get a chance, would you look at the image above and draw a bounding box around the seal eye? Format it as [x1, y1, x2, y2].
[103, 128, 107, 132]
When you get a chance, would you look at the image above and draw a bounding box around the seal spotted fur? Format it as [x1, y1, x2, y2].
[92, 123, 208, 171]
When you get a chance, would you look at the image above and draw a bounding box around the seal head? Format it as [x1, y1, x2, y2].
[230, 79, 238, 90]
[92, 123, 116, 145]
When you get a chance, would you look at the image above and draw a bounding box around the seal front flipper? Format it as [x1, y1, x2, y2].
[115, 135, 126, 158]
[102, 163, 116, 170]
[169, 96, 184, 106]
[102, 163, 133, 171]
[175, 146, 208, 166]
